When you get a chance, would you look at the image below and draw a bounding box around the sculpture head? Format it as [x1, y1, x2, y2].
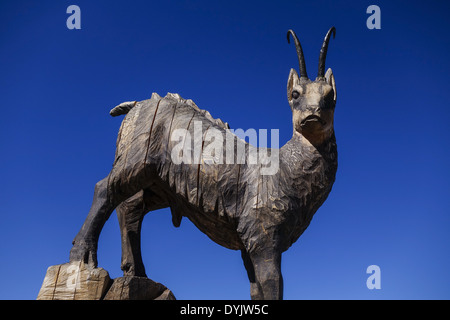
[287, 27, 337, 146]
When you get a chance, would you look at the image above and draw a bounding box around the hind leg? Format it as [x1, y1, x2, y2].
[117, 190, 148, 277]
[69, 169, 149, 266]
[117, 187, 170, 277]
[70, 176, 118, 266]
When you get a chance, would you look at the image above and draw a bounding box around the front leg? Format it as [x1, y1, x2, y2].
[241, 250, 263, 300]
[246, 249, 283, 300]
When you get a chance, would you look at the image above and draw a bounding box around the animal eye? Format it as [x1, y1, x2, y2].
[292, 91, 300, 99]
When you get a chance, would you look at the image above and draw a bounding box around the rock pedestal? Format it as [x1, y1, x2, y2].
[37, 262, 111, 300]
[104, 276, 175, 300]
[37, 263, 175, 300]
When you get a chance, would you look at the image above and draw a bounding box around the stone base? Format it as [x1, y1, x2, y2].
[104, 276, 175, 300]
[37, 262, 112, 300]
[37, 263, 175, 300]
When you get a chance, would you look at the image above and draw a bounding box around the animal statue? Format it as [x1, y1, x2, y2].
[70, 27, 338, 300]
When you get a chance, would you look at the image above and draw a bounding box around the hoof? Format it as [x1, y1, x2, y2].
[69, 240, 98, 267]
[121, 262, 147, 278]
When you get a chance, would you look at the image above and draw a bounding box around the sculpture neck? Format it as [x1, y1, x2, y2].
[280, 131, 338, 196]
[275, 132, 337, 252]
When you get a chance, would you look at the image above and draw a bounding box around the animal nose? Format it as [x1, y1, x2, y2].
[309, 105, 320, 113]
[316, 103, 332, 111]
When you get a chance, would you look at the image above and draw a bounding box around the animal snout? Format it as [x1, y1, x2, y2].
[308, 105, 321, 112]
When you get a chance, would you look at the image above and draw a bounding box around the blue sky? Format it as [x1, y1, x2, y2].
[1, 0, 449, 300]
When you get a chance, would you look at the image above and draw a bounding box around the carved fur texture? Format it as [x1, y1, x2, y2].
[70, 28, 338, 300]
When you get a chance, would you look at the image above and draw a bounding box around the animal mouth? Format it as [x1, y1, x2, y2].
[300, 115, 326, 126]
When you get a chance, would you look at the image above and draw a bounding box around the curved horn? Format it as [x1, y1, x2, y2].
[287, 29, 308, 79]
[317, 26, 336, 79]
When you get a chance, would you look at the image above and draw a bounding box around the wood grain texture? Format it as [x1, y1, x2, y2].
[37, 262, 111, 300]
[69, 27, 338, 300]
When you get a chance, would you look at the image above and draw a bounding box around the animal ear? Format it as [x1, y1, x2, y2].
[287, 68, 299, 101]
[325, 68, 336, 102]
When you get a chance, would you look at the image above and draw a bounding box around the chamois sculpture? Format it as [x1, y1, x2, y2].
[70, 27, 338, 300]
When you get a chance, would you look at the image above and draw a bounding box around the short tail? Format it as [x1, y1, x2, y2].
[109, 101, 137, 117]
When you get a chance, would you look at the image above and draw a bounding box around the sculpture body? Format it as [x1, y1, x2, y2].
[70, 28, 338, 299]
